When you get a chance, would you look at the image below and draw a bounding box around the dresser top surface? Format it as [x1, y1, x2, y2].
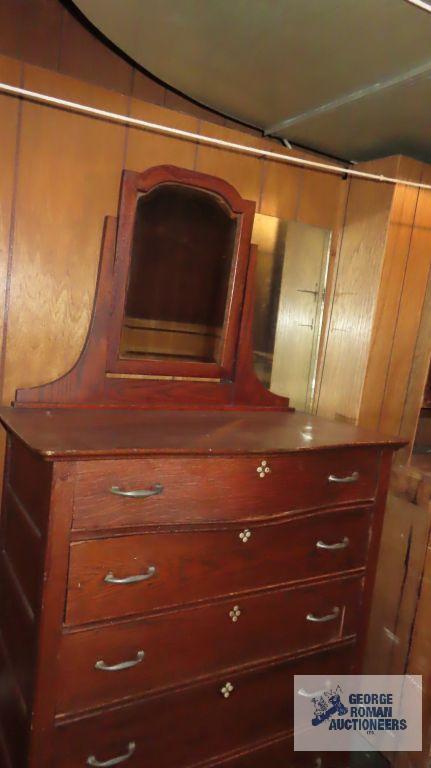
[0, 407, 404, 459]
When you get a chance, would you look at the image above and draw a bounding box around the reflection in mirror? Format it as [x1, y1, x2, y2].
[120, 183, 237, 364]
[252, 215, 331, 412]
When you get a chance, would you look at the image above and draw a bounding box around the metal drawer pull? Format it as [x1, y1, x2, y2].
[306, 606, 340, 623]
[328, 471, 359, 484]
[104, 566, 156, 585]
[110, 483, 163, 498]
[95, 650, 145, 672]
[316, 536, 349, 551]
[87, 741, 136, 767]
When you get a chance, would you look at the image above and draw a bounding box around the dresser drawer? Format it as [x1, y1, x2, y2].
[57, 575, 362, 714]
[72, 448, 380, 530]
[66, 509, 370, 625]
[54, 643, 354, 768]
[209, 734, 345, 768]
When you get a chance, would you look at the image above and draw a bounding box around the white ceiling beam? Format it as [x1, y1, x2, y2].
[264, 59, 431, 136]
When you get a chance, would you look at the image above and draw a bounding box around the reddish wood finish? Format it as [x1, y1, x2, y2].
[107, 166, 255, 381]
[53, 644, 355, 768]
[0, 167, 404, 767]
[14, 217, 117, 408]
[66, 509, 371, 625]
[72, 448, 380, 530]
[57, 575, 363, 715]
[0, 408, 404, 459]
[26, 462, 76, 768]
[0, 629, 29, 768]
[207, 733, 345, 768]
[2, 485, 44, 615]
[14, 166, 289, 410]
[0, 439, 55, 768]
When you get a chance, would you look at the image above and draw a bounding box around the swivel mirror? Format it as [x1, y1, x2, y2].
[120, 182, 237, 366]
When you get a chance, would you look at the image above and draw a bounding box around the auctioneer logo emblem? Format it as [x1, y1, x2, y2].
[294, 674, 422, 752]
[311, 685, 348, 726]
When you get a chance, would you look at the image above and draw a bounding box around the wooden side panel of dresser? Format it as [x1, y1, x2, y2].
[0, 437, 393, 768]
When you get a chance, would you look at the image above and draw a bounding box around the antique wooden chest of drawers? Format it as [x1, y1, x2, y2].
[0, 408, 401, 768]
[0, 166, 404, 767]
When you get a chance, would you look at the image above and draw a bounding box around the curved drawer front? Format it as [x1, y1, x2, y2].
[66, 509, 370, 625]
[54, 644, 354, 768]
[72, 448, 380, 530]
[209, 734, 343, 768]
[58, 576, 362, 715]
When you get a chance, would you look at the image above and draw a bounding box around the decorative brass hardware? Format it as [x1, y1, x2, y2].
[306, 606, 340, 623]
[239, 528, 252, 543]
[328, 471, 359, 484]
[95, 650, 145, 672]
[110, 484, 163, 498]
[87, 742, 136, 766]
[221, 682, 234, 698]
[104, 566, 156, 584]
[316, 537, 349, 551]
[256, 459, 271, 478]
[229, 605, 241, 622]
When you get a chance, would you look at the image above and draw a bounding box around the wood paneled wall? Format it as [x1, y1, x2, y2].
[315, 154, 431, 452]
[359, 160, 431, 444]
[0, 51, 347, 420]
[0, 0, 251, 132]
[1, 0, 431, 459]
[315, 158, 397, 422]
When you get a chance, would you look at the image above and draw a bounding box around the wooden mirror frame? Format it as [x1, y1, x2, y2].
[14, 165, 290, 411]
[107, 166, 252, 380]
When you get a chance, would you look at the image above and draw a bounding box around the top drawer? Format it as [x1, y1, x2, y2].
[72, 448, 380, 530]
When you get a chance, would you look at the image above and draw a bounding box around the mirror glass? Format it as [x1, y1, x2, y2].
[120, 183, 238, 363]
[252, 214, 331, 412]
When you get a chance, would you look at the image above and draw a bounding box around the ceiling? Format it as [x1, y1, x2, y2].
[73, 0, 431, 162]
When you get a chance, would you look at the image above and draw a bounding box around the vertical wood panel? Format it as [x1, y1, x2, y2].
[2, 65, 127, 406]
[404, 534, 431, 768]
[313, 177, 350, 413]
[126, 101, 199, 171]
[398, 193, 431, 460]
[379, 190, 431, 435]
[18, 0, 63, 70]
[0, 0, 20, 59]
[0, 0, 62, 69]
[131, 70, 165, 107]
[164, 91, 225, 124]
[359, 164, 421, 431]
[364, 493, 430, 675]
[0, 56, 21, 483]
[297, 169, 345, 230]
[196, 123, 263, 202]
[260, 160, 302, 219]
[59, 8, 133, 95]
[317, 171, 394, 421]
[0, 55, 20, 364]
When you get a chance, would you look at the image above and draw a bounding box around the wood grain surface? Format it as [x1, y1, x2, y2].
[0, 407, 404, 458]
[57, 575, 362, 715]
[65, 509, 371, 625]
[53, 643, 355, 768]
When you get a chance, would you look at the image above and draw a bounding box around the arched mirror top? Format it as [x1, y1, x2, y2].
[107, 165, 255, 380]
